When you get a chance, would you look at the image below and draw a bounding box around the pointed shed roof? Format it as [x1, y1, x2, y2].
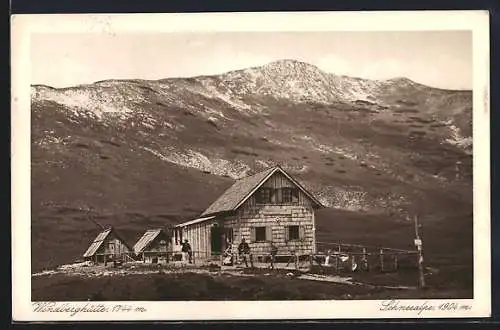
[200, 165, 323, 217]
[83, 227, 132, 258]
[133, 229, 169, 253]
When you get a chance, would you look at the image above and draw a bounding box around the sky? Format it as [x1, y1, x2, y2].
[31, 31, 472, 90]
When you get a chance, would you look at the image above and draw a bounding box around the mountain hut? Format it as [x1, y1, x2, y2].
[133, 228, 171, 264]
[172, 165, 324, 262]
[83, 227, 133, 264]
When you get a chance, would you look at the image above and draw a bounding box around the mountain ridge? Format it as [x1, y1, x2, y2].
[32, 59, 470, 92]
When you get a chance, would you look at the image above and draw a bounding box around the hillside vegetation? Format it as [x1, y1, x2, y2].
[31, 59, 472, 295]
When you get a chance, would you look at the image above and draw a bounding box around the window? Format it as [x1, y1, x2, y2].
[255, 188, 272, 204]
[225, 228, 234, 244]
[286, 225, 305, 241]
[281, 188, 290, 203]
[255, 227, 267, 242]
[288, 226, 300, 240]
[251, 226, 272, 242]
[273, 188, 282, 203]
[282, 188, 299, 203]
[256, 187, 300, 204]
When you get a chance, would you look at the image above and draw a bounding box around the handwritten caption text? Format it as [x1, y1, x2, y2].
[380, 300, 472, 315]
[32, 302, 147, 316]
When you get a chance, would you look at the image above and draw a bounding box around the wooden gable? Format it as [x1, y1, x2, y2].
[243, 170, 315, 207]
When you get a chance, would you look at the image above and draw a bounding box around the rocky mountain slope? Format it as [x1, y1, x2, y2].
[31, 59, 473, 271]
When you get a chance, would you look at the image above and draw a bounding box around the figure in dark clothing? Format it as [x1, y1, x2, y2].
[181, 239, 193, 263]
[270, 243, 278, 269]
[238, 238, 253, 268]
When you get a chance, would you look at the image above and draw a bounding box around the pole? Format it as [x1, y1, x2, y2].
[336, 243, 341, 272]
[362, 248, 368, 271]
[380, 248, 384, 272]
[414, 215, 426, 288]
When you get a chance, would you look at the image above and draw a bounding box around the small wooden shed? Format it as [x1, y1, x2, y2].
[172, 165, 324, 261]
[83, 227, 133, 264]
[133, 228, 171, 264]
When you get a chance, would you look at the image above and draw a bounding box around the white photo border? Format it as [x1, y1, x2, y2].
[11, 10, 491, 321]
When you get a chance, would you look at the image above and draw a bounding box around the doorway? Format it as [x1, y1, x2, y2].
[211, 226, 222, 255]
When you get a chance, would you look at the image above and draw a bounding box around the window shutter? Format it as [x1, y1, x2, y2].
[266, 226, 273, 242]
[299, 226, 306, 241]
[285, 226, 290, 242]
[250, 227, 256, 243]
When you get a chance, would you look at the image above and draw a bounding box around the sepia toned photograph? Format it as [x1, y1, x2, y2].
[11, 11, 490, 320]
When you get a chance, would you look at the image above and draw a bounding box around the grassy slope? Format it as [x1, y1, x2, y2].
[30, 77, 473, 299]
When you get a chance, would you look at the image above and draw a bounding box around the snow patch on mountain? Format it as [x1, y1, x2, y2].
[317, 188, 369, 211]
[196, 79, 253, 112]
[445, 123, 472, 152]
[35, 132, 68, 148]
[317, 186, 409, 212]
[141, 147, 251, 179]
[298, 136, 360, 161]
[32, 85, 137, 120]
[255, 159, 274, 168]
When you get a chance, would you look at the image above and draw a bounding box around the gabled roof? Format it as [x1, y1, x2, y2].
[200, 165, 323, 217]
[133, 229, 169, 253]
[83, 227, 131, 257]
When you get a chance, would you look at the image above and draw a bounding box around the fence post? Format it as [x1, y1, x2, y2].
[335, 244, 340, 272]
[362, 248, 368, 271]
[380, 248, 384, 272]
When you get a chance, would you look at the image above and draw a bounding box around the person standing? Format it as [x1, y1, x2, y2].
[181, 239, 193, 264]
[270, 242, 278, 269]
[324, 249, 332, 266]
[238, 238, 252, 268]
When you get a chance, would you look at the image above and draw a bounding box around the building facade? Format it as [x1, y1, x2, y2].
[133, 228, 171, 264]
[83, 227, 132, 264]
[173, 165, 323, 260]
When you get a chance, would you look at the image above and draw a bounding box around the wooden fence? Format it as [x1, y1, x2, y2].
[208, 241, 422, 273]
[88, 242, 421, 275]
[313, 241, 419, 273]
